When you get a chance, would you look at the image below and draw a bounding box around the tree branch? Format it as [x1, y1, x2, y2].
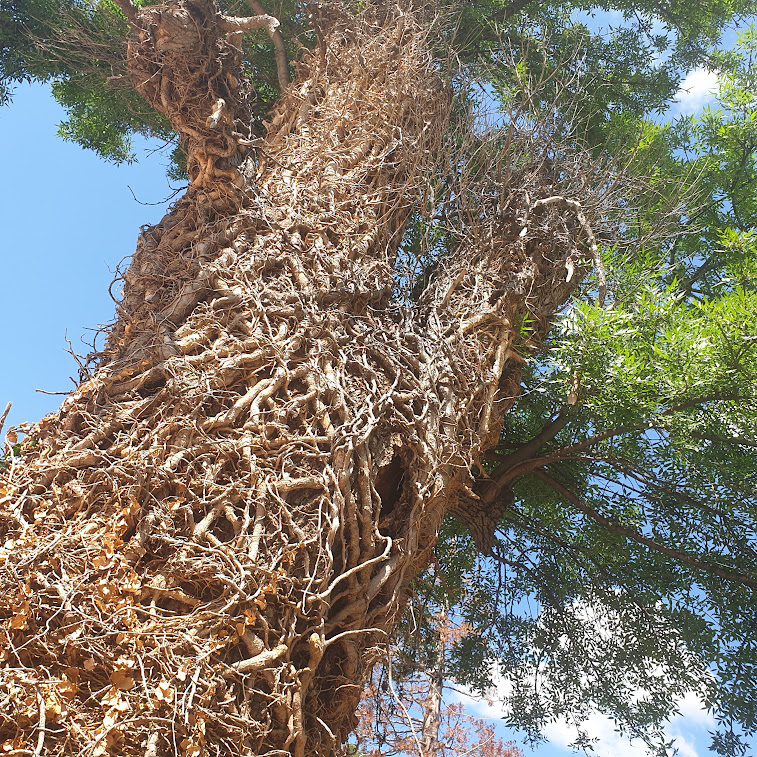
[113, 0, 138, 26]
[247, 0, 290, 89]
[535, 469, 757, 592]
[500, 509, 629, 590]
[491, 551, 568, 611]
[664, 391, 746, 414]
[690, 431, 757, 448]
[487, 406, 574, 486]
[548, 392, 748, 461]
[219, 13, 281, 37]
[485, 390, 750, 496]
[588, 454, 757, 531]
[0, 402, 11, 441]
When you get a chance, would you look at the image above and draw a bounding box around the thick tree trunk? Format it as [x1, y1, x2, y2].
[0, 2, 589, 755]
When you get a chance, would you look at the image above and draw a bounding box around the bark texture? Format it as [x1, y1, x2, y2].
[0, 1, 596, 755]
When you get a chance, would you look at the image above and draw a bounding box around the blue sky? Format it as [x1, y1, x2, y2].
[0, 58, 729, 757]
[0, 84, 173, 431]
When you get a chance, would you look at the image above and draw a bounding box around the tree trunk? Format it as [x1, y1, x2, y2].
[0, 2, 588, 755]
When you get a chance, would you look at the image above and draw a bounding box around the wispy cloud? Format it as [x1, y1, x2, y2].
[540, 692, 714, 757]
[451, 681, 714, 756]
[672, 68, 719, 115]
[544, 712, 646, 756]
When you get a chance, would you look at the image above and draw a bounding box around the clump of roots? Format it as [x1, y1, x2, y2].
[0, 2, 620, 756]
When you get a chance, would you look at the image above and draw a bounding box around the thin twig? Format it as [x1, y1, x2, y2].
[0, 402, 10, 439]
[33, 687, 46, 757]
[536, 469, 757, 591]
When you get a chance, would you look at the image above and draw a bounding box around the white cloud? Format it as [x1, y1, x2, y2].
[447, 598, 716, 756]
[539, 702, 712, 757]
[543, 711, 647, 757]
[676, 691, 715, 727]
[662, 693, 715, 757]
[450, 673, 511, 721]
[450, 683, 714, 757]
[673, 68, 719, 115]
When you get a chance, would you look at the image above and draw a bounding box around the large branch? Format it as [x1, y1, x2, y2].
[486, 406, 574, 486]
[247, 0, 290, 89]
[483, 390, 749, 499]
[416, 145, 617, 551]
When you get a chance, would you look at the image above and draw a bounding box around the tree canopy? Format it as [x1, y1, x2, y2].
[2, 0, 757, 755]
[400, 27, 757, 755]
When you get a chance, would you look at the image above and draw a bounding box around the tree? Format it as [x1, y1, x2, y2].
[430, 35, 757, 755]
[344, 612, 523, 757]
[1, 1, 756, 757]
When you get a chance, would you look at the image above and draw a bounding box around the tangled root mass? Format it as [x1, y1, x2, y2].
[0, 2, 601, 755]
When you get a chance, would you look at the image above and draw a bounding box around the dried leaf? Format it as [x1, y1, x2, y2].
[110, 657, 136, 690]
[180, 737, 203, 757]
[154, 679, 174, 703]
[93, 551, 114, 570]
[110, 669, 134, 690]
[9, 601, 29, 630]
[102, 688, 131, 714]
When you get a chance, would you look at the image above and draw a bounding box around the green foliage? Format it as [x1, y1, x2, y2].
[402, 31, 757, 755]
[0, 0, 301, 167]
[0, 0, 174, 160]
[4, 0, 757, 169]
[51, 75, 174, 162]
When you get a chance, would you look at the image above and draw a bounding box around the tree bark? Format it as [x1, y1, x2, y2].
[0, 1, 592, 755]
[420, 619, 446, 755]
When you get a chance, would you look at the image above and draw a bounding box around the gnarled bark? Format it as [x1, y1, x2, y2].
[0, 2, 595, 755]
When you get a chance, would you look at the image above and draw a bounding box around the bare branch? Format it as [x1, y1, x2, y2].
[247, 0, 291, 89]
[0, 403, 10, 440]
[219, 13, 281, 36]
[33, 687, 46, 757]
[535, 469, 757, 592]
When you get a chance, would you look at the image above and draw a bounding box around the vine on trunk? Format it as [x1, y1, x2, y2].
[0, 1, 605, 755]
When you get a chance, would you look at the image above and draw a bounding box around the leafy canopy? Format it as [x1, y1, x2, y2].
[406, 26, 757, 757]
[3, 0, 756, 162]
